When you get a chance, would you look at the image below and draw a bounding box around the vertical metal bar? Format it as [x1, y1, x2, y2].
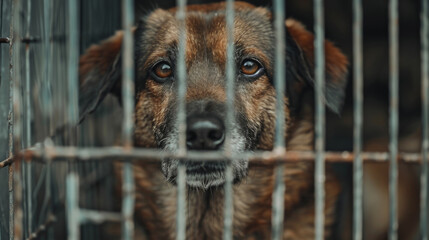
[24, 0, 32, 236]
[176, 0, 187, 154]
[121, 0, 135, 239]
[271, 0, 286, 239]
[420, 0, 429, 238]
[223, 0, 235, 239]
[175, 0, 187, 239]
[122, 163, 135, 240]
[13, 161, 22, 240]
[11, 0, 23, 238]
[352, 0, 363, 239]
[388, 0, 399, 239]
[66, 173, 80, 240]
[24, 0, 31, 148]
[314, 0, 326, 239]
[121, 0, 134, 148]
[223, 166, 233, 240]
[176, 165, 186, 240]
[67, 0, 79, 145]
[8, 0, 15, 239]
[43, 0, 52, 136]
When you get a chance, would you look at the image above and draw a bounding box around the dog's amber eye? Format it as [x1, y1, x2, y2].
[240, 59, 261, 76]
[152, 61, 172, 80]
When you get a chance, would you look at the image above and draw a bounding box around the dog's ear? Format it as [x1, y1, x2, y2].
[79, 31, 124, 123]
[285, 19, 348, 114]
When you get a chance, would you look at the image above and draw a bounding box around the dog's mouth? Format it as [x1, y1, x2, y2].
[162, 158, 248, 189]
[185, 161, 227, 189]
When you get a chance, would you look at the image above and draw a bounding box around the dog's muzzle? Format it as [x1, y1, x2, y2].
[162, 100, 248, 189]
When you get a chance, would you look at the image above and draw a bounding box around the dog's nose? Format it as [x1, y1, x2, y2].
[186, 116, 225, 150]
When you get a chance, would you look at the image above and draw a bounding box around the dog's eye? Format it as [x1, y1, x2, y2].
[240, 59, 262, 76]
[151, 61, 172, 81]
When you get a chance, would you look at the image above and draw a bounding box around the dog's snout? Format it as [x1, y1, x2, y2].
[186, 116, 225, 150]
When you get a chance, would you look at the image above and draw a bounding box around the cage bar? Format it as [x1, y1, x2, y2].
[121, 0, 136, 239]
[223, 0, 235, 239]
[67, 0, 79, 144]
[388, 0, 399, 239]
[352, 0, 364, 239]
[420, 0, 429, 238]
[8, 1, 15, 239]
[314, 0, 326, 239]
[271, 0, 286, 239]
[175, 0, 187, 239]
[42, 0, 53, 136]
[11, 0, 24, 238]
[9, 146, 424, 163]
[23, 0, 32, 236]
[66, 173, 80, 240]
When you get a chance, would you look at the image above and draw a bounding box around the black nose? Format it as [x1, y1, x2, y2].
[186, 116, 225, 150]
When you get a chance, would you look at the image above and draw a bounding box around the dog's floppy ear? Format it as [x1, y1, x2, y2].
[285, 19, 348, 114]
[79, 31, 124, 123]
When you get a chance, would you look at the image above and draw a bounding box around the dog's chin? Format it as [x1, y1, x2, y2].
[186, 172, 226, 189]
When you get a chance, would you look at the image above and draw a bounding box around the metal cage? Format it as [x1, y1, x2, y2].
[0, 0, 428, 239]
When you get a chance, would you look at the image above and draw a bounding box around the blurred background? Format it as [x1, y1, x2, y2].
[0, 0, 425, 239]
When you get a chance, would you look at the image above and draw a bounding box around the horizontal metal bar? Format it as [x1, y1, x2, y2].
[25, 214, 56, 240]
[21, 37, 41, 44]
[0, 37, 10, 43]
[79, 209, 123, 224]
[0, 157, 14, 168]
[8, 146, 423, 163]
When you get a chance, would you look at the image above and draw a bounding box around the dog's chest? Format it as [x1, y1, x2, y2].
[123, 162, 314, 240]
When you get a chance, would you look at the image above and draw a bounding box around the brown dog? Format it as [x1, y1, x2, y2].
[79, 2, 348, 239]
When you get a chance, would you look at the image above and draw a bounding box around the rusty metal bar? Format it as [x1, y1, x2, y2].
[223, 0, 235, 239]
[352, 0, 363, 239]
[388, 0, 399, 239]
[0, 157, 13, 168]
[121, 0, 135, 239]
[8, 1, 16, 239]
[25, 214, 56, 240]
[271, 0, 286, 239]
[420, 0, 429, 238]
[0, 37, 10, 43]
[314, 0, 326, 238]
[11, 146, 423, 163]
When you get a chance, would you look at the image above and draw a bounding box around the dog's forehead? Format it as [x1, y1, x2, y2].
[139, 3, 274, 69]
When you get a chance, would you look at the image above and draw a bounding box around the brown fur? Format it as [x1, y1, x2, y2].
[79, 2, 348, 239]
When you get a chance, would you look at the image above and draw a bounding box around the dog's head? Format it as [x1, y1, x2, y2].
[79, 2, 348, 189]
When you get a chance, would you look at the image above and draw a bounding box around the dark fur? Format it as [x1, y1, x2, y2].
[79, 2, 348, 239]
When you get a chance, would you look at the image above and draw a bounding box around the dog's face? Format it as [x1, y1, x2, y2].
[79, 2, 348, 189]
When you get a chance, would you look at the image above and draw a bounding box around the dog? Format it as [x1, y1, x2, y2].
[78, 2, 348, 239]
